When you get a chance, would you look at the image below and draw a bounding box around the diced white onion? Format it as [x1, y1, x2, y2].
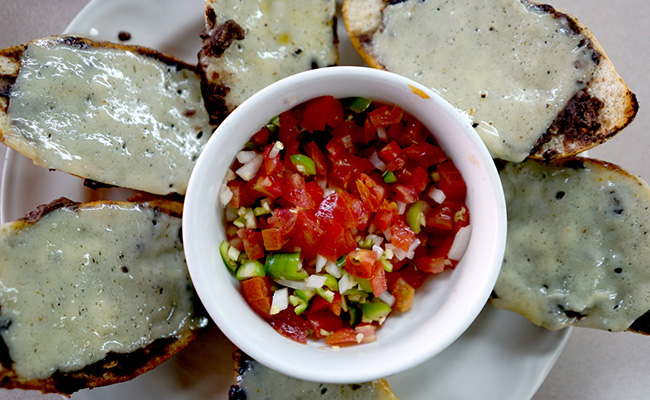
[396, 201, 407, 215]
[269, 141, 284, 158]
[235, 153, 263, 181]
[448, 225, 472, 260]
[372, 244, 384, 258]
[305, 275, 328, 289]
[219, 184, 233, 206]
[382, 228, 392, 242]
[225, 168, 236, 182]
[270, 288, 289, 315]
[377, 127, 388, 141]
[385, 243, 406, 260]
[367, 234, 384, 246]
[338, 273, 358, 294]
[368, 151, 386, 172]
[227, 246, 241, 262]
[325, 261, 342, 278]
[406, 238, 421, 259]
[315, 255, 327, 273]
[341, 134, 354, 149]
[428, 187, 446, 204]
[378, 291, 395, 307]
[275, 279, 310, 291]
[236, 150, 258, 163]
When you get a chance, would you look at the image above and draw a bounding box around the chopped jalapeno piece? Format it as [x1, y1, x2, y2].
[265, 252, 308, 280]
[220, 240, 239, 274]
[290, 154, 316, 176]
[361, 299, 392, 322]
[343, 96, 372, 113]
[406, 200, 427, 234]
[382, 170, 397, 183]
[236, 260, 266, 280]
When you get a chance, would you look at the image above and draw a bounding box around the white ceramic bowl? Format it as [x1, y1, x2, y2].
[183, 66, 506, 383]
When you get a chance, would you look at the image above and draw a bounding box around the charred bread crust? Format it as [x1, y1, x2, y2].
[0, 198, 207, 395]
[342, 0, 638, 161]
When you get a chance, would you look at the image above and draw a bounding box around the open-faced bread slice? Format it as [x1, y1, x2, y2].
[229, 350, 399, 399]
[0, 36, 215, 196]
[491, 158, 650, 334]
[342, 0, 638, 162]
[0, 197, 208, 395]
[197, 0, 338, 124]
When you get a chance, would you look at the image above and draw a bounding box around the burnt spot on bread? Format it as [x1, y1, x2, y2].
[20, 197, 80, 224]
[629, 310, 650, 334]
[200, 19, 245, 58]
[117, 31, 132, 42]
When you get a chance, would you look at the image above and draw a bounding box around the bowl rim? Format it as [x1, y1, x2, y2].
[183, 66, 507, 383]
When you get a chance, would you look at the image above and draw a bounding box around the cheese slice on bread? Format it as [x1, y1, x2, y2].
[492, 158, 650, 333]
[229, 350, 400, 400]
[0, 198, 208, 395]
[0, 36, 214, 196]
[198, 0, 338, 123]
[342, 0, 638, 162]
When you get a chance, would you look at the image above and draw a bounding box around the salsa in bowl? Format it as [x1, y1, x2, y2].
[183, 66, 506, 383]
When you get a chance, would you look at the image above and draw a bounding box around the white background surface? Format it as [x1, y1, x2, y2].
[0, 0, 649, 399]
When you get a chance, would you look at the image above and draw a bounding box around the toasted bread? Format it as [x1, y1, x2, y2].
[0, 198, 208, 395]
[229, 349, 400, 400]
[0, 35, 214, 196]
[197, 0, 338, 124]
[342, 0, 638, 162]
[491, 158, 650, 334]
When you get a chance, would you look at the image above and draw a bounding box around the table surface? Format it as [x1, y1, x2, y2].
[0, 1, 649, 399]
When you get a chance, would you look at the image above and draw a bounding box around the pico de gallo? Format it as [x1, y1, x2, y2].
[218, 96, 471, 347]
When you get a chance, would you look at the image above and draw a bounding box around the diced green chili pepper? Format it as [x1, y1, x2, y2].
[253, 206, 271, 216]
[323, 274, 339, 291]
[233, 216, 246, 228]
[406, 200, 427, 234]
[356, 277, 373, 293]
[315, 287, 335, 303]
[343, 97, 372, 113]
[344, 289, 369, 303]
[265, 252, 308, 280]
[361, 299, 392, 322]
[382, 170, 397, 183]
[220, 240, 239, 274]
[290, 154, 316, 176]
[381, 258, 393, 273]
[336, 255, 347, 268]
[295, 289, 315, 301]
[236, 260, 266, 280]
[289, 295, 308, 315]
[358, 237, 374, 249]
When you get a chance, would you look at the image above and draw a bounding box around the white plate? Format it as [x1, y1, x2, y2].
[0, 0, 571, 398]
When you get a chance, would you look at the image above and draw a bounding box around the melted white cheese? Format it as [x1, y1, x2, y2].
[236, 355, 397, 399]
[6, 38, 213, 195]
[0, 202, 207, 379]
[494, 160, 650, 331]
[204, 0, 337, 110]
[369, 0, 598, 161]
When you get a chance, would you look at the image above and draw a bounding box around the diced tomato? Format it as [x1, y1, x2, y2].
[268, 208, 297, 236]
[292, 210, 324, 261]
[284, 173, 316, 209]
[354, 324, 377, 343]
[262, 227, 285, 251]
[329, 292, 343, 316]
[437, 160, 467, 202]
[378, 141, 404, 171]
[240, 276, 273, 319]
[415, 256, 446, 274]
[301, 96, 343, 131]
[390, 219, 416, 252]
[227, 180, 256, 208]
[386, 122, 403, 144]
[426, 202, 455, 230]
[270, 308, 310, 344]
[305, 180, 324, 206]
[398, 163, 429, 193]
[250, 126, 271, 146]
[303, 141, 327, 176]
[319, 221, 356, 261]
[329, 153, 374, 190]
[398, 119, 427, 147]
[308, 310, 344, 338]
[238, 228, 265, 260]
[393, 184, 419, 204]
[390, 277, 415, 312]
[402, 142, 447, 167]
[356, 173, 386, 213]
[326, 135, 354, 160]
[345, 249, 381, 280]
[278, 110, 300, 146]
[359, 118, 377, 144]
[398, 265, 429, 289]
[372, 200, 399, 231]
[369, 105, 404, 128]
[325, 328, 358, 346]
[370, 266, 388, 297]
[253, 174, 285, 199]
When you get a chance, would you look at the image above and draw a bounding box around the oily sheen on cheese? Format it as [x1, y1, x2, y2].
[345, 0, 599, 162]
[2, 37, 213, 195]
[492, 159, 650, 331]
[198, 0, 337, 120]
[0, 200, 207, 380]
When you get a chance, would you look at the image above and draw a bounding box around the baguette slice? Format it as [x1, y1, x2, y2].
[492, 158, 650, 334]
[342, 0, 638, 162]
[0, 197, 209, 395]
[198, 0, 338, 124]
[229, 350, 400, 400]
[0, 36, 215, 196]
